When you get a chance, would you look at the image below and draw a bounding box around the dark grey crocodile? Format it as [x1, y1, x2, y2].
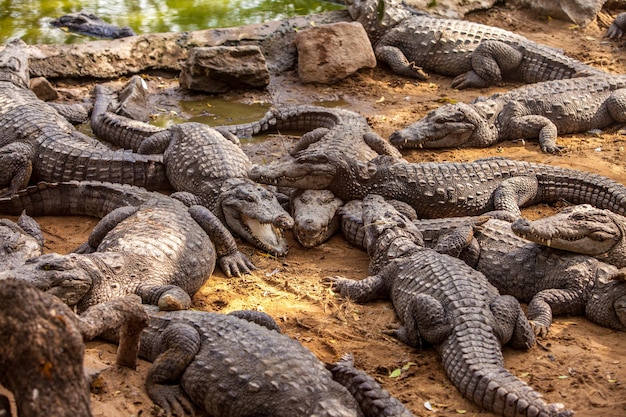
[90, 80, 294, 256]
[512, 204, 626, 268]
[0, 39, 168, 197]
[135, 305, 415, 417]
[0, 181, 255, 313]
[390, 74, 626, 153]
[328, 194, 571, 417]
[50, 12, 136, 39]
[346, 0, 604, 89]
[0, 212, 43, 269]
[607, 12, 626, 40]
[0, 278, 148, 417]
[219, 104, 403, 247]
[339, 201, 626, 336]
[249, 153, 626, 218]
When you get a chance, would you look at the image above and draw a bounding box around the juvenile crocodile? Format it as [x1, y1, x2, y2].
[50, 12, 136, 39]
[0, 181, 255, 312]
[339, 201, 626, 336]
[90, 80, 294, 255]
[219, 104, 403, 247]
[328, 194, 571, 417]
[346, 0, 604, 89]
[250, 153, 626, 218]
[512, 204, 626, 268]
[135, 305, 415, 417]
[390, 74, 626, 153]
[0, 278, 148, 417]
[0, 39, 168, 197]
[0, 212, 43, 269]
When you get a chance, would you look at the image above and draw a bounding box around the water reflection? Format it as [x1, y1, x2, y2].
[0, 0, 344, 44]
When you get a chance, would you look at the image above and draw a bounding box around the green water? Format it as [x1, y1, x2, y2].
[0, 0, 345, 45]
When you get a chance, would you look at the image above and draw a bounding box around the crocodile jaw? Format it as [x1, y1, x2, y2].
[249, 161, 336, 189]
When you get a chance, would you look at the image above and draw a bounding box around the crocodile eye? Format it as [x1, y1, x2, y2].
[247, 195, 257, 203]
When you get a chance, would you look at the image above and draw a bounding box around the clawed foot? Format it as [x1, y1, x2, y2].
[530, 320, 550, 338]
[219, 251, 256, 278]
[451, 71, 491, 89]
[541, 144, 565, 154]
[148, 384, 196, 417]
[323, 275, 349, 294]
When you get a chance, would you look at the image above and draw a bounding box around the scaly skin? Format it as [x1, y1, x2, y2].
[137, 306, 414, 417]
[91, 81, 294, 256]
[220, 104, 402, 247]
[50, 12, 136, 39]
[607, 12, 626, 39]
[250, 153, 626, 218]
[0, 181, 255, 312]
[390, 75, 626, 153]
[329, 195, 571, 417]
[512, 204, 626, 268]
[346, 0, 604, 88]
[0, 212, 43, 269]
[0, 279, 147, 417]
[0, 39, 168, 196]
[339, 204, 626, 336]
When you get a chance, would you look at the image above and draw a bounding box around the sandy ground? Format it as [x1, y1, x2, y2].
[3, 4, 626, 417]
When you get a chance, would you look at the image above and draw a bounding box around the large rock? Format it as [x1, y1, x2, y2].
[514, 0, 607, 26]
[294, 21, 376, 84]
[179, 45, 270, 93]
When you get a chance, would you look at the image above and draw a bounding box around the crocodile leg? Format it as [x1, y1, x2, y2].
[374, 45, 429, 79]
[451, 40, 523, 89]
[0, 143, 34, 197]
[227, 310, 282, 332]
[606, 88, 626, 122]
[391, 293, 453, 348]
[136, 284, 194, 311]
[527, 286, 586, 337]
[290, 127, 330, 155]
[363, 131, 404, 158]
[329, 353, 415, 417]
[187, 204, 256, 277]
[490, 295, 536, 350]
[145, 322, 201, 417]
[492, 176, 539, 215]
[327, 274, 388, 303]
[77, 206, 139, 252]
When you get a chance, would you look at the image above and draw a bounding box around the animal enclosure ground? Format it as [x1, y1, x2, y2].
[3, 4, 626, 417]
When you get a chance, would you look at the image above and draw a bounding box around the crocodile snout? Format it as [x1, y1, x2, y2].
[274, 213, 294, 229]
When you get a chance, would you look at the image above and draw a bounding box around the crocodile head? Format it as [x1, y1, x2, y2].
[291, 189, 344, 248]
[389, 102, 498, 149]
[0, 38, 30, 90]
[0, 252, 93, 307]
[344, 0, 412, 40]
[0, 213, 44, 270]
[511, 204, 626, 268]
[218, 178, 294, 257]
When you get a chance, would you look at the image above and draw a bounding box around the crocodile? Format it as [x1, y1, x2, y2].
[50, 12, 137, 39]
[339, 200, 626, 336]
[511, 204, 626, 268]
[328, 194, 571, 417]
[249, 153, 626, 218]
[390, 74, 626, 153]
[90, 80, 294, 256]
[0, 278, 148, 417]
[0, 38, 168, 197]
[0, 212, 44, 269]
[345, 0, 604, 89]
[134, 305, 416, 417]
[607, 12, 626, 40]
[218, 104, 403, 247]
[0, 181, 255, 313]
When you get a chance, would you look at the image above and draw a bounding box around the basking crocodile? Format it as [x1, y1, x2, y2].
[328, 194, 571, 417]
[390, 74, 626, 153]
[90, 80, 294, 255]
[0, 181, 255, 312]
[512, 204, 626, 268]
[340, 201, 626, 336]
[50, 12, 137, 39]
[0, 212, 43, 269]
[0, 278, 148, 417]
[345, 0, 604, 89]
[218, 104, 403, 247]
[134, 305, 415, 417]
[249, 153, 626, 218]
[0, 38, 168, 197]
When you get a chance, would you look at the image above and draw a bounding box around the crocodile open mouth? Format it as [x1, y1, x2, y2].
[242, 216, 288, 257]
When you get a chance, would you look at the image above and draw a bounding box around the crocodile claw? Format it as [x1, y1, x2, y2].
[147, 384, 196, 417]
[218, 251, 256, 278]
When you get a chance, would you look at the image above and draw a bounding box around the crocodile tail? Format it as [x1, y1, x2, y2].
[517, 43, 605, 84]
[0, 181, 153, 218]
[218, 105, 351, 137]
[35, 134, 169, 191]
[536, 163, 626, 217]
[440, 336, 573, 417]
